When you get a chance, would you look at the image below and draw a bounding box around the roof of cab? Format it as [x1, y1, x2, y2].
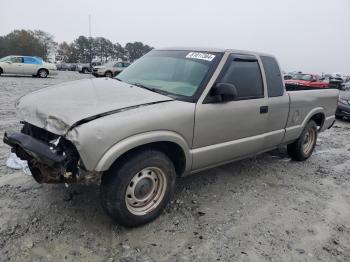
[155, 47, 273, 57]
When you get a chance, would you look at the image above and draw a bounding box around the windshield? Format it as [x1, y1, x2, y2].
[117, 50, 222, 99]
[292, 74, 312, 81]
[0, 56, 12, 62]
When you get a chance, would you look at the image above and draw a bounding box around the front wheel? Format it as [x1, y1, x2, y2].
[37, 69, 48, 78]
[287, 120, 317, 161]
[100, 149, 176, 227]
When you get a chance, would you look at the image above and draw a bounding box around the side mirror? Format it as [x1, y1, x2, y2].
[211, 83, 238, 102]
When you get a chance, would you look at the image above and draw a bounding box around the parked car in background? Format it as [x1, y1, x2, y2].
[77, 62, 102, 74]
[4, 48, 338, 226]
[342, 80, 350, 91]
[336, 90, 350, 119]
[328, 77, 344, 90]
[56, 63, 69, 71]
[92, 61, 130, 78]
[68, 63, 79, 71]
[0, 55, 57, 78]
[283, 74, 293, 80]
[285, 73, 329, 90]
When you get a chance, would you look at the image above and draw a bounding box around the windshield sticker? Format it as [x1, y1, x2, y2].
[186, 52, 215, 61]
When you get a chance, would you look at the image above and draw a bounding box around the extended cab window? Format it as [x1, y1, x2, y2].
[219, 57, 263, 99]
[260, 56, 284, 97]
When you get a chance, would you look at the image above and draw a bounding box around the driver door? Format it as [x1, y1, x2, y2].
[192, 54, 268, 170]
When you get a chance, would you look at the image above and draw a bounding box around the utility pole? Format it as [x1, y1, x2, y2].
[89, 15, 92, 69]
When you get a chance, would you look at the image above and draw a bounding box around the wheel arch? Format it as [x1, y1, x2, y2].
[301, 107, 325, 132]
[95, 131, 192, 176]
[310, 112, 325, 131]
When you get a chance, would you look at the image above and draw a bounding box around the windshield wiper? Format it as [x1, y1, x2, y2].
[132, 82, 171, 96]
[114, 77, 122, 82]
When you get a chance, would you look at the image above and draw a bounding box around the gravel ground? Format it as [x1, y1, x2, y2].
[0, 72, 350, 262]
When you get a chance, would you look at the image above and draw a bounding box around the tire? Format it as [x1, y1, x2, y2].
[37, 69, 48, 78]
[100, 149, 176, 227]
[287, 120, 317, 161]
[105, 71, 113, 78]
[82, 68, 88, 74]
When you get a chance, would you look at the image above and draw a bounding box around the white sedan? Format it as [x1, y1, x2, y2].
[0, 55, 57, 78]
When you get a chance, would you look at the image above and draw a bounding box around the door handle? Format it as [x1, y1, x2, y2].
[260, 106, 268, 114]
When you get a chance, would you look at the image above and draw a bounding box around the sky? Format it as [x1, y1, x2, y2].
[1, 0, 349, 73]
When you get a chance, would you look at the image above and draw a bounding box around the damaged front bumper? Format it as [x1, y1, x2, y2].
[3, 123, 82, 184]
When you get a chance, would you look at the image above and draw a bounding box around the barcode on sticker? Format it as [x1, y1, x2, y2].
[186, 52, 216, 61]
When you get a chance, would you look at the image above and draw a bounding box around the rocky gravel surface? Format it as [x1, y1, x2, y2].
[0, 72, 349, 261]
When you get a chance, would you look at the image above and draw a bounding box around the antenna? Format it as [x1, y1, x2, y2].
[89, 15, 92, 68]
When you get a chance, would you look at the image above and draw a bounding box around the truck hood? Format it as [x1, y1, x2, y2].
[16, 78, 173, 135]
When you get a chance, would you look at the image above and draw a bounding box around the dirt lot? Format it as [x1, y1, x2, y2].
[0, 72, 350, 262]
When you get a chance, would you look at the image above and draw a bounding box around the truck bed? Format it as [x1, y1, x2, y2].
[283, 88, 339, 143]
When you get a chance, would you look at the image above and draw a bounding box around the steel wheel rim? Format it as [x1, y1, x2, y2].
[125, 167, 167, 216]
[303, 128, 316, 155]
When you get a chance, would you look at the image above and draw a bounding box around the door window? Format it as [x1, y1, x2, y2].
[219, 57, 264, 100]
[10, 57, 23, 63]
[23, 57, 42, 65]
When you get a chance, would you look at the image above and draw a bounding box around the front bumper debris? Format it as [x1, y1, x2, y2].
[3, 124, 80, 183]
[4, 131, 66, 166]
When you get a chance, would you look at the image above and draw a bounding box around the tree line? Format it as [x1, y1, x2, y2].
[0, 29, 153, 63]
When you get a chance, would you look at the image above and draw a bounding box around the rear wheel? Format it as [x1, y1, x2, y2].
[287, 120, 317, 161]
[82, 68, 88, 74]
[100, 149, 176, 227]
[37, 69, 48, 78]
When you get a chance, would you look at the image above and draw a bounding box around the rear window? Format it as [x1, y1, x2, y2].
[220, 57, 264, 99]
[260, 56, 284, 97]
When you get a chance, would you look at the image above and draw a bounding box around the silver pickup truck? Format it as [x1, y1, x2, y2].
[4, 48, 338, 227]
